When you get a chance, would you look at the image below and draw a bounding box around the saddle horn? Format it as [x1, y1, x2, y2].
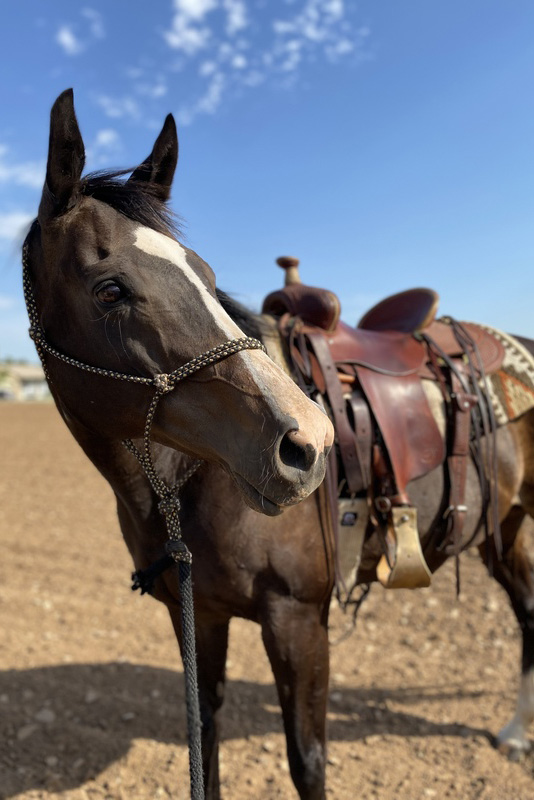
[277, 256, 301, 286]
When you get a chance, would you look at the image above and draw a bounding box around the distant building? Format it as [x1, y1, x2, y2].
[0, 363, 50, 401]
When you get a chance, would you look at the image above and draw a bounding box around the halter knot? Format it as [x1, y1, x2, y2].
[158, 493, 181, 517]
[153, 373, 173, 393]
[165, 539, 193, 564]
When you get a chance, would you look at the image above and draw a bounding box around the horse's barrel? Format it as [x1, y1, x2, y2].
[276, 256, 301, 286]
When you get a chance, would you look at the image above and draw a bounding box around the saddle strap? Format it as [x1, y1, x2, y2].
[347, 392, 372, 488]
[306, 331, 368, 494]
[443, 373, 477, 559]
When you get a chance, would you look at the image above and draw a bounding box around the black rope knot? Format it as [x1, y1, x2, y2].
[165, 539, 193, 564]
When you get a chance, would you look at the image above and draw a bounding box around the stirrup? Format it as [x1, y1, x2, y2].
[376, 507, 432, 589]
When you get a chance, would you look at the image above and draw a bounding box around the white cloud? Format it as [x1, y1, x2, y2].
[85, 128, 122, 168]
[135, 80, 168, 99]
[0, 212, 33, 241]
[197, 71, 226, 113]
[199, 60, 217, 76]
[56, 25, 84, 56]
[175, 0, 218, 20]
[0, 146, 45, 189]
[223, 0, 247, 35]
[148, 1, 368, 124]
[55, 8, 105, 56]
[94, 129, 120, 149]
[95, 94, 141, 120]
[177, 71, 226, 125]
[82, 7, 105, 39]
[164, 17, 212, 54]
[164, 0, 218, 53]
[231, 53, 247, 69]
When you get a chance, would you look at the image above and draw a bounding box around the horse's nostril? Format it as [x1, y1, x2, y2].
[279, 430, 317, 472]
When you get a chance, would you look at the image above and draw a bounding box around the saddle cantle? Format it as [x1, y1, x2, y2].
[358, 287, 439, 334]
[263, 256, 505, 594]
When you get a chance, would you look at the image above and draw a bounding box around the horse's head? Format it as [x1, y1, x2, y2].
[26, 89, 333, 515]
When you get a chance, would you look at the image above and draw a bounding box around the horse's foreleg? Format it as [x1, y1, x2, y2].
[168, 609, 230, 800]
[260, 594, 329, 800]
[479, 506, 534, 756]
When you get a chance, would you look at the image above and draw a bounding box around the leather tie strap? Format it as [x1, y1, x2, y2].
[442, 374, 477, 590]
[306, 331, 367, 495]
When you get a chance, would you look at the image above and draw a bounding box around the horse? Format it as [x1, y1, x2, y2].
[24, 89, 534, 800]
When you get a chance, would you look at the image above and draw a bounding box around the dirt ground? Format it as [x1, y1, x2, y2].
[2, 403, 534, 799]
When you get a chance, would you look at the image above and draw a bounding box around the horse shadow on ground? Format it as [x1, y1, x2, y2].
[0, 662, 500, 797]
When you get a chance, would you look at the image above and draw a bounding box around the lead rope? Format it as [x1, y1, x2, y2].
[22, 241, 266, 800]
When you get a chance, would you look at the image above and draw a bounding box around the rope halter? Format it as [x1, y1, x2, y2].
[22, 241, 266, 559]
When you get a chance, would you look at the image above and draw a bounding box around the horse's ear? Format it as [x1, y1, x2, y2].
[128, 114, 178, 200]
[38, 89, 85, 223]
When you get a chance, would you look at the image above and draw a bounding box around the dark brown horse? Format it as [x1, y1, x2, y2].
[25, 90, 534, 800]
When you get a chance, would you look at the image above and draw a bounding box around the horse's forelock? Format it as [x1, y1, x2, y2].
[80, 169, 182, 239]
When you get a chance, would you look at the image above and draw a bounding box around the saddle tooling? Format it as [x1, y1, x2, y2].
[263, 257, 505, 597]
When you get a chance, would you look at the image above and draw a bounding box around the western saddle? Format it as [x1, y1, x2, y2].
[263, 257, 505, 594]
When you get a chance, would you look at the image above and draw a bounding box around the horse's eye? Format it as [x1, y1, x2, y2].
[95, 281, 126, 305]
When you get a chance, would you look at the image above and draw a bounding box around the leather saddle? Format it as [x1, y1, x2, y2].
[263, 257, 505, 592]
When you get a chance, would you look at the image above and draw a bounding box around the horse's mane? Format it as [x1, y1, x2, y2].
[215, 290, 268, 341]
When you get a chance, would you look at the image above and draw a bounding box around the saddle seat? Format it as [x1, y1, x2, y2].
[263, 265, 503, 380]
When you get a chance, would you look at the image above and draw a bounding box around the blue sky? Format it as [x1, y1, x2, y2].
[1, 0, 533, 361]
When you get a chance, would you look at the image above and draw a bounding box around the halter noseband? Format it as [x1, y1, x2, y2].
[22, 241, 266, 561]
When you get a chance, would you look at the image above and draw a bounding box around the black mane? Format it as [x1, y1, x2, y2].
[80, 169, 181, 238]
[216, 290, 269, 342]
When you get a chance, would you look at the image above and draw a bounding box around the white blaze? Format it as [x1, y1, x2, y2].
[134, 226, 242, 339]
[133, 226, 330, 459]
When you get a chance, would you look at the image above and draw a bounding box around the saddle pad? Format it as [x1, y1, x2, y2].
[479, 326, 534, 425]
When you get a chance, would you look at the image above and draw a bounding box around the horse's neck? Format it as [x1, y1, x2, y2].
[59, 408, 187, 512]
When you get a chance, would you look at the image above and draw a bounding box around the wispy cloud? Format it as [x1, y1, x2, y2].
[85, 128, 122, 167]
[163, 0, 217, 54]
[222, 0, 247, 35]
[0, 146, 45, 190]
[87, 2, 368, 128]
[94, 94, 141, 121]
[56, 25, 84, 56]
[55, 8, 105, 56]
[82, 7, 105, 40]
[135, 79, 168, 99]
[159, 0, 369, 125]
[177, 71, 226, 126]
